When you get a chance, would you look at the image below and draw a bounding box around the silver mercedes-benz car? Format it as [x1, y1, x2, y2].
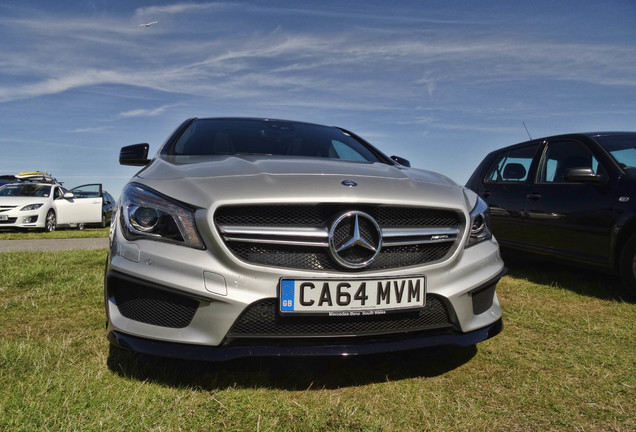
[105, 117, 504, 361]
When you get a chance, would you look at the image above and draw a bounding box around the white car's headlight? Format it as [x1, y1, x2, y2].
[466, 196, 492, 247]
[20, 203, 44, 211]
[120, 183, 205, 249]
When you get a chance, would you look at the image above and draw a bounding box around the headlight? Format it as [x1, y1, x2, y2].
[20, 203, 44, 211]
[120, 183, 205, 249]
[466, 196, 492, 247]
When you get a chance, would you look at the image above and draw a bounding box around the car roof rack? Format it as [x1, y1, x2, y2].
[15, 171, 58, 184]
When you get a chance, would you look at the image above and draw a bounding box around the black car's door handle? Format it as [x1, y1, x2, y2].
[483, 190, 491, 198]
[526, 192, 542, 200]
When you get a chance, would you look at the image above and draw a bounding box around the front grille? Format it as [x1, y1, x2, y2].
[109, 276, 199, 328]
[215, 204, 463, 271]
[227, 296, 455, 338]
[0, 218, 17, 224]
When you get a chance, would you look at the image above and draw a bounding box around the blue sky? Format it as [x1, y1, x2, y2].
[1, 0, 635, 198]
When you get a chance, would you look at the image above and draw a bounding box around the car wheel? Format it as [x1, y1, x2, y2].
[44, 210, 56, 232]
[619, 233, 636, 293]
[101, 214, 107, 228]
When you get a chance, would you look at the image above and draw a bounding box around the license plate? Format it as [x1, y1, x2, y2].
[0, 215, 7, 221]
[279, 276, 426, 315]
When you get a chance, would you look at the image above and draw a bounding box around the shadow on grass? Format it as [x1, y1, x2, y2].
[501, 249, 635, 303]
[107, 344, 477, 390]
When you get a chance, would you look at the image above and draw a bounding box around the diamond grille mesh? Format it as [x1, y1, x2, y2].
[110, 275, 199, 328]
[215, 204, 460, 227]
[227, 296, 454, 337]
[471, 283, 497, 315]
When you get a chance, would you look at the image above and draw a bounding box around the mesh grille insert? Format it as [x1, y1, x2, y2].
[109, 276, 199, 329]
[471, 284, 496, 315]
[228, 295, 455, 338]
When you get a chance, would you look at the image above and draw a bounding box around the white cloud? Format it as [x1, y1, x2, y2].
[120, 105, 174, 117]
[73, 126, 113, 133]
[0, 6, 635, 107]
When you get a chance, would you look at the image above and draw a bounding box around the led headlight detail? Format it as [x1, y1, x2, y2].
[120, 183, 205, 249]
[466, 196, 492, 247]
[130, 207, 159, 232]
[20, 203, 44, 211]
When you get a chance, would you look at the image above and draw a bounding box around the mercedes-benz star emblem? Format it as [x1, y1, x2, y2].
[328, 211, 382, 269]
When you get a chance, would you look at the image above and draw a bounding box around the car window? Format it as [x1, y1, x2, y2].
[537, 140, 603, 183]
[595, 134, 636, 177]
[330, 140, 369, 161]
[484, 144, 539, 183]
[171, 119, 383, 163]
[71, 184, 101, 198]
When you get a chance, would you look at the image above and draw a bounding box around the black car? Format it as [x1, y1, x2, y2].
[0, 175, 15, 187]
[466, 132, 636, 292]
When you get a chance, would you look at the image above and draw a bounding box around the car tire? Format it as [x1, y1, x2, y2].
[619, 233, 636, 293]
[101, 214, 107, 228]
[44, 210, 56, 232]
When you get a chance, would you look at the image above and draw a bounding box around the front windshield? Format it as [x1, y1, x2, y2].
[170, 119, 383, 163]
[0, 183, 52, 197]
[596, 134, 636, 177]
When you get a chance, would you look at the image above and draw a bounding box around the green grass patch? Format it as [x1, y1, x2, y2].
[0, 227, 109, 240]
[0, 250, 634, 431]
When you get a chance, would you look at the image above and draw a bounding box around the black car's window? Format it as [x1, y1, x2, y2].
[0, 183, 51, 197]
[484, 144, 539, 183]
[171, 119, 383, 163]
[595, 134, 636, 177]
[537, 140, 603, 183]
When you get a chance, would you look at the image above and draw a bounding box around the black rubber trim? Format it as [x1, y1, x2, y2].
[108, 318, 503, 362]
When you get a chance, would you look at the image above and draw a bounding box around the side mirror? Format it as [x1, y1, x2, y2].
[390, 155, 411, 167]
[63, 192, 75, 199]
[564, 167, 607, 185]
[120, 143, 150, 166]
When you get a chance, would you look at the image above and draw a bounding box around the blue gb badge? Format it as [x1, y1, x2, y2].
[280, 280, 295, 311]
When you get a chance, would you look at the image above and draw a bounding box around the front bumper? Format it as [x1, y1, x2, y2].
[108, 318, 503, 361]
[0, 209, 45, 229]
[106, 205, 505, 360]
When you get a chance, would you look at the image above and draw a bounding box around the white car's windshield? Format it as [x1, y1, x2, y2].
[0, 183, 52, 197]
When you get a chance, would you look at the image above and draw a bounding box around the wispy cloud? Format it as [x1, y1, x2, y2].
[120, 105, 174, 117]
[133, 2, 227, 18]
[1, 3, 635, 108]
[73, 126, 113, 133]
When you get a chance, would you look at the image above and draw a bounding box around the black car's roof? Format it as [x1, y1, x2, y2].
[498, 131, 636, 151]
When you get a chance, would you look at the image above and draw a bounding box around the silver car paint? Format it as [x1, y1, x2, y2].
[107, 153, 503, 348]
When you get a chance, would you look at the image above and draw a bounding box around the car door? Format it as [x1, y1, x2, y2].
[55, 184, 103, 225]
[477, 142, 541, 247]
[522, 139, 614, 264]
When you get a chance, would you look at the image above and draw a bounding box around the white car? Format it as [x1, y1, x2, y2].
[0, 182, 105, 231]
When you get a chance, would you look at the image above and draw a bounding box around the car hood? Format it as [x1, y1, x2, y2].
[133, 155, 473, 211]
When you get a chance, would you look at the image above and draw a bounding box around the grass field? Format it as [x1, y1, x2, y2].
[0, 249, 634, 431]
